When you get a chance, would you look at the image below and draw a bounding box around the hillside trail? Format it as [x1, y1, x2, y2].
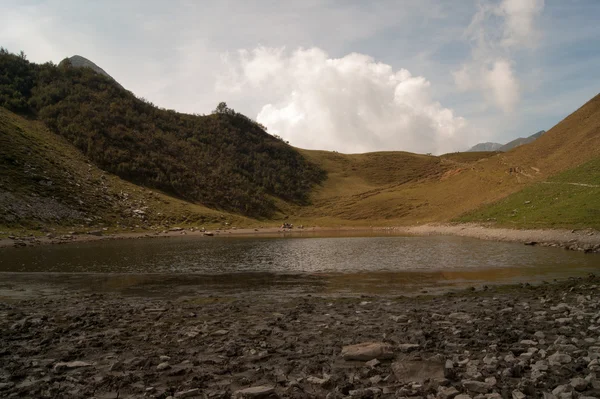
[541, 181, 600, 188]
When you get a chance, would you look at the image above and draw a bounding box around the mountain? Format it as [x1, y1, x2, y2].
[498, 130, 546, 152]
[63, 55, 119, 83]
[466, 142, 503, 152]
[0, 49, 325, 219]
[1, 48, 599, 231]
[467, 130, 545, 152]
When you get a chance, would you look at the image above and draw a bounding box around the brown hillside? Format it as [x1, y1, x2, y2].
[290, 93, 600, 225]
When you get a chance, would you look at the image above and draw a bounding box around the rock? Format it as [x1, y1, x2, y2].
[444, 359, 456, 380]
[234, 386, 275, 398]
[552, 385, 572, 396]
[548, 352, 572, 365]
[448, 312, 471, 321]
[570, 377, 588, 391]
[175, 388, 201, 398]
[306, 375, 331, 387]
[53, 361, 93, 372]
[437, 386, 459, 399]
[455, 395, 472, 399]
[512, 391, 526, 399]
[157, 362, 171, 371]
[341, 342, 394, 361]
[398, 343, 420, 352]
[365, 359, 380, 368]
[392, 359, 445, 383]
[169, 227, 184, 231]
[212, 329, 229, 336]
[463, 380, 491, 394]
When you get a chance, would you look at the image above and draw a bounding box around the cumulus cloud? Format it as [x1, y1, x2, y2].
[218, 47, 472, 154]
[454, 0, 544, 113]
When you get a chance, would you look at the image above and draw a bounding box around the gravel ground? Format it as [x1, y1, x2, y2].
[1, 276, 600, 398]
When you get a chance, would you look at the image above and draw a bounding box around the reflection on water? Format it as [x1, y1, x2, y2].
[1, 235, 599, 296]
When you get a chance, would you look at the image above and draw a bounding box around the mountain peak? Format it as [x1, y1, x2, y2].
[62, 55, 121, 87]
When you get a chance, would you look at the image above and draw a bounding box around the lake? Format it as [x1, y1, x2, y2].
[1, 234, 600, 297]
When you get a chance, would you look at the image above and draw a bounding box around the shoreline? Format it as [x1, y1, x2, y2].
[1, 276, 599, 398]
[2, 223, 600, 253]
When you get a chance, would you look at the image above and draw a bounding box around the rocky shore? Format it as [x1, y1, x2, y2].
[2, 276, 600, 398]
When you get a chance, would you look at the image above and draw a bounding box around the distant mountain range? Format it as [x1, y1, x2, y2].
[467, 130, 546, 152]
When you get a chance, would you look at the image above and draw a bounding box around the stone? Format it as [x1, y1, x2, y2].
[444, 359, 456, 380]
[306, 375, 331, 386]
[398, 343, 420, 352]
[570, 377, 588, 391]
[234, 386, 275, 398]
[365, 359, 380, 368]
[175, 389, 201, 398]
[53, 361, 93, 372]
[449, 312, 471, 321]
[455, 395, 472, 399]
[392, 359, 444, 383]
[548, 352, 572, 365]
[512, 391, 526, 399]
[437, 386, 459, 399]
[463, 380, 491, 394]
[341, 342, 394, 361]
[157, 362, 171, 371]
[552, 385, 572, 396]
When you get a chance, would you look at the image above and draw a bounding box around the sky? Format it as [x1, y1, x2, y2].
[1, 0, 599, 154]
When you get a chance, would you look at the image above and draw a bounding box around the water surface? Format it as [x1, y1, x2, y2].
[1, 234, 599, 296]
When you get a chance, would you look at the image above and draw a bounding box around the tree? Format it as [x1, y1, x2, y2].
[213, 102, 234, 115]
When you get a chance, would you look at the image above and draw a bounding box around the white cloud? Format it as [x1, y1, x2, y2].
[454, 0, 544, 113]
[218, 47, 472, 154]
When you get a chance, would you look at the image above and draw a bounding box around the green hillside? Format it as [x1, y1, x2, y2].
[456, 157, 600, 229]
[0, 106, 251, 230]
[0, 49, 325, 218]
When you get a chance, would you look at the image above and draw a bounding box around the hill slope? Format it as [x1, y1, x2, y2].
[457, 157, 600, 229]
[0, 49, 325, 217]
[0, 107, 248, 230]
[292, 93, 600, 226]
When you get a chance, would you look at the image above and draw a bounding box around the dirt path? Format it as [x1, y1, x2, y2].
[541, 181, 600, 188]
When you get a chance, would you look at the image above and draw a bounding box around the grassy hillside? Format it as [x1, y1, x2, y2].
[0, 49, 325, 217]
[456, 157, 600, 229]
[290, 93, 600, 226]
[0, 107, 251, 232]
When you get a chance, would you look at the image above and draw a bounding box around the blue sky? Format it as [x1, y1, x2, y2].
[0, 0, 599, 153]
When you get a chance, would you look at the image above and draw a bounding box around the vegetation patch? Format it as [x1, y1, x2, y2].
[456, 157, 600, 229]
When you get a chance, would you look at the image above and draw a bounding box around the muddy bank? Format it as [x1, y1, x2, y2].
[1, 277, 600, 398]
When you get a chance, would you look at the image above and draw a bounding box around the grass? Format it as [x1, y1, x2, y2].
[456, 157, 600, 229]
